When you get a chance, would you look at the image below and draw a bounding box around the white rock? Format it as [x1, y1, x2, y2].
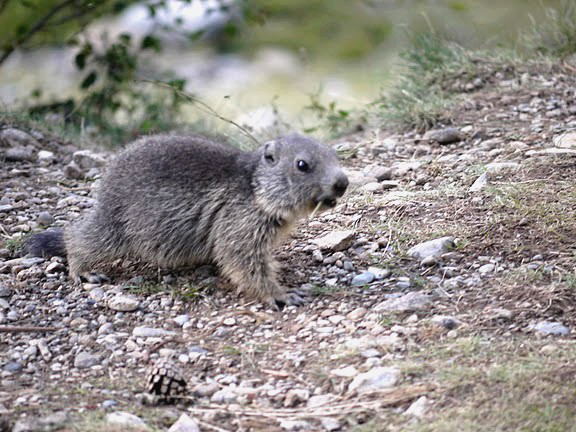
[478, 263, 495, 274]
[132, 327, 176, 338]
[320, 418, 341, 431]
[374, 292, 433, 312]
[469, 172, 489, 192]
[307, 394, 335, 408]
[404, 396, 430, 418]
[330, 365, 358, 378]
[211, 387, 238, 404]
[407, 237, 455, 260]
[485, 162, 520, 173]
[108, 294, 140, 312]
[361, 182, 382, 193]
[106, 411, 149, 430]
[553, 132, 576, 148]
[37, 150, 55, 163]
[348, 366, 400, 393]
[526, 148, 576, 156]
[368, 266, 391, 279]
[73, 150, 107, 169]
[167, 414, 200, 432]
[312, 230, 355, 251]
[280, 420, 312, 431]
[223, 317, 236, 326]
[74, 351, 101, 369]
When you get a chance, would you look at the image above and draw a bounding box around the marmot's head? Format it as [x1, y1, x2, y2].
[253, 134, 348, 221]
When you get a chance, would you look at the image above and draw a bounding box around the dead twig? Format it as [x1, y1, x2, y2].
[0, 326, 58, 333]
[185, 384, 434, 419]
[140, 79, 261, 147]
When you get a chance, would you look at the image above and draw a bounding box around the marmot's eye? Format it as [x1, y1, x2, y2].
[296, 160, 310, 172]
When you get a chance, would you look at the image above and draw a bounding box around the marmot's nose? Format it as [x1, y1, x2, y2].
[333, 174, 349, 197]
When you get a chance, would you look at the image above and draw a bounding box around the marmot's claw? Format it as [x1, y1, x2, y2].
[76, 272, 109, 285]
[272, 288, 309, 311]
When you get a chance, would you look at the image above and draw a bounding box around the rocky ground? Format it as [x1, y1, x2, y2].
[1, 60, 576, 432]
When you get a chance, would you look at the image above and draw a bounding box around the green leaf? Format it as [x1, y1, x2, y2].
[141, 35, 161, 52]
[81, 71, 98, 89]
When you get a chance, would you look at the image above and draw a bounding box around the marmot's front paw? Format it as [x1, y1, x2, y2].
[272, 287, 310, 310]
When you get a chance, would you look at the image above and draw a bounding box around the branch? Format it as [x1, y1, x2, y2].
[0, 0, 11, 16]
[0, 0, 100, 66]
[141, 79, 261, 147]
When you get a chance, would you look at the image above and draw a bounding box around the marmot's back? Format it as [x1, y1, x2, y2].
[102, 134, 254, 198]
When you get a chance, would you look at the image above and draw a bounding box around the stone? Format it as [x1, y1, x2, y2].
[0, 285, 11, 297]
[312, 231, 355, 252]
[320, 418, 341, 431]
[106, 411, 149, 430]
[530, 321, 570, 336]
[469, 172, 489, 192]
[478, 263, 495, 274]
[330, 365, 358, 378]
[5, 147, 33, 162]
[167, 414, 200, 432]
[37, 211, 54, 226]
[485, 162, 520, 174]
[380, 180, 399, 190]
[375, 292, 433, 312]
[280, 420, 312, 431]
[12, 412, 69, 432]
[192, 382, 220, 398]
[37, 150, 55, 163]
[0, 204, 13, 213]
[173, 314, 190, 327]
[108, 294, 140, 312]
[0, 128, 38, 147]
[211, 387, 238, 404]
[223, 317, 236, 326]
[73, 150, 107, 169]
[347, 307, 367, 321]
[424, 127, 463, 144]
[368, 266, 391, 279]
[361, 182, 382, 193]
[64, 162, 84, 180]
[307, 394, 335, 408]
[368, 166, 392, 181]
[430, 315, 460, 330]
[351, 272, 375, 286]
[553, 132, 576, 148]
[407, 237, 455, 260]
[74, 351, 102, 369]
[132, 327, 176, 338]
[348, 366, 400, 393]
[526, 148, 576, 156]
[404, 396, 430, 418]
[3, 361, 23, 373]
[284, 388, 310, 407]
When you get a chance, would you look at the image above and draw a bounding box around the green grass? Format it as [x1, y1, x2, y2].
[378, 32, 470, 131]
[524, 0, 576, 58]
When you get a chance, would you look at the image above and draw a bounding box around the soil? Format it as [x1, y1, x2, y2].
[1, 60, 576, 432]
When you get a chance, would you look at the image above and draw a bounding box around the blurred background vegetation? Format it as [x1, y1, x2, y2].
[0, 0, 573, 146]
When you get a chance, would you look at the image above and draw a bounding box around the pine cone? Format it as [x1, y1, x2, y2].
[146, 358, 187, 403]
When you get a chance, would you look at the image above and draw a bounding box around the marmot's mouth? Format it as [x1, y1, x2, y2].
[311, 197, 338, 211]
[322, 198, 338, 208]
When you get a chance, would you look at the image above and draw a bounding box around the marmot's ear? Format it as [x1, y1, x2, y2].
[263, 140, 280, 166]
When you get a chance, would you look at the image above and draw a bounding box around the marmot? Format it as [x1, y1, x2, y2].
[28, 134, 348, 308]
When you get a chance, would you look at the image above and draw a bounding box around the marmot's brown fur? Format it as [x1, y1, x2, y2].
[27, 134, 348, 308]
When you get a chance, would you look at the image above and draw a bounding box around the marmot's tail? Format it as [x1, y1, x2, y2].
[25, 229, 66, 258]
